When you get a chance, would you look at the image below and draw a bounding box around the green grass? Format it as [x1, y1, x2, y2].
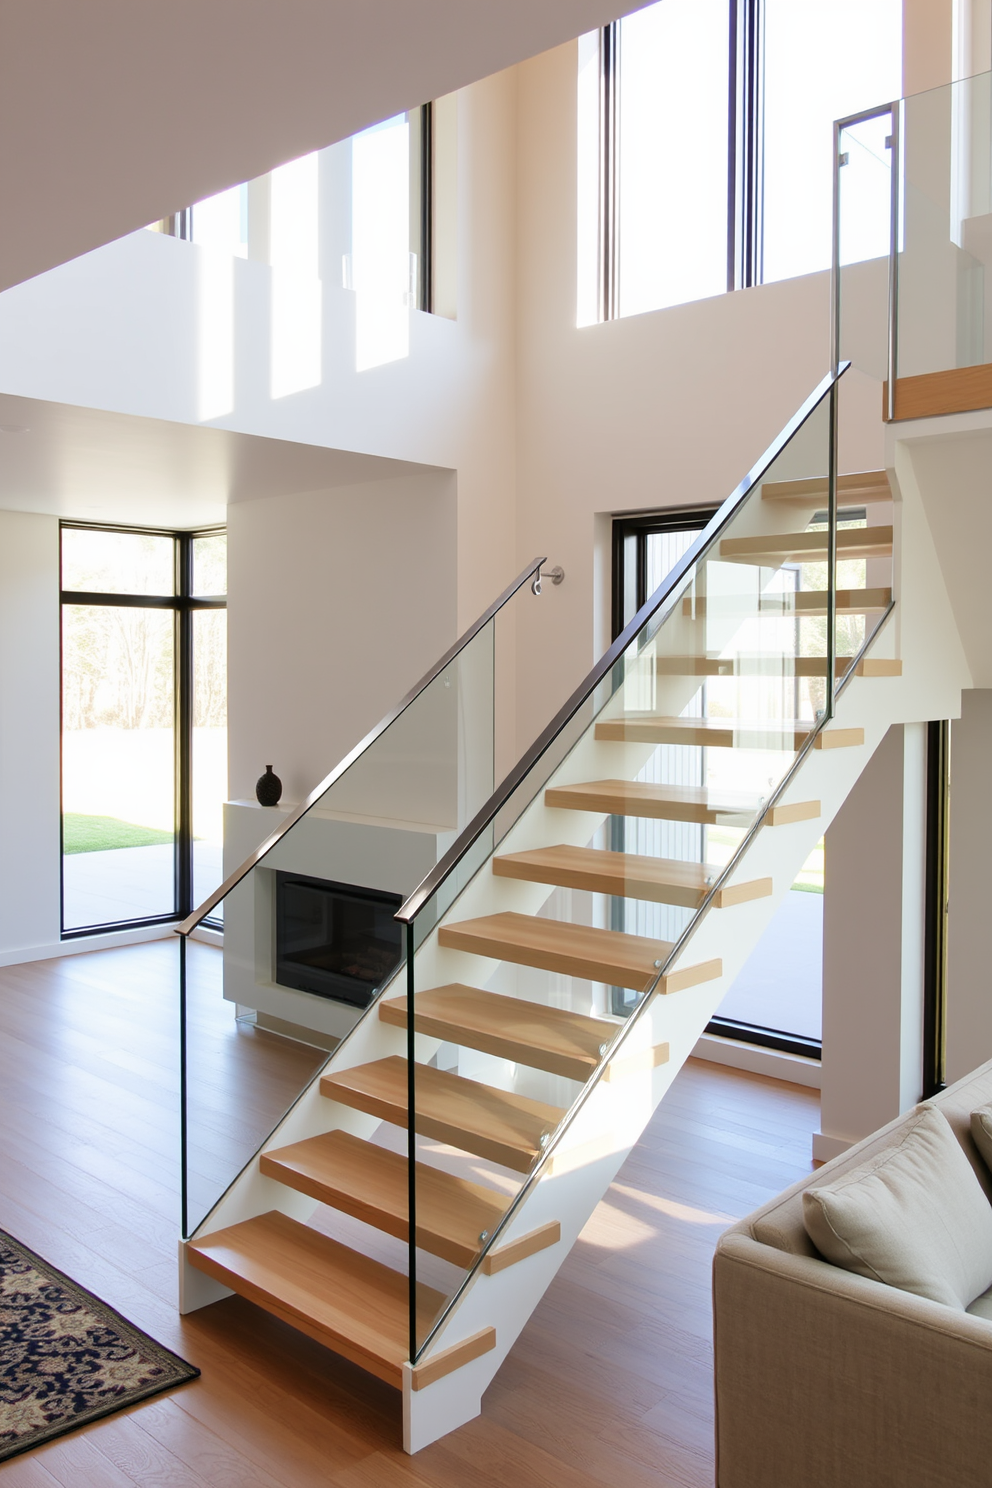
[791, 881, 824, 895]
[63, 813, 174, 854]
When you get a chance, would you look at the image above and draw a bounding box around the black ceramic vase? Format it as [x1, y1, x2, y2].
[255, 765, 282, 807]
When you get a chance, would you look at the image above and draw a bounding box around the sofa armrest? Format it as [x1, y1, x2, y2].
[714, 1232, 992, 1488]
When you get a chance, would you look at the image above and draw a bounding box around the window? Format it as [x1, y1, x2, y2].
[349, 108, 432, 369]
[146, 104, 434, 314]
[579, 0, 903, 321]
[761, 0, 902, 283]
[60, 525, 227, 936]
[617, 0, 730, 317]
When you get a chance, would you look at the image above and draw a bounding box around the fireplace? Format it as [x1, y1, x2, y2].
[274, 872, 403, 1008]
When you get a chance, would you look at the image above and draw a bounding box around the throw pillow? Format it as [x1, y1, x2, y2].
[803, 1104, 992, 1309]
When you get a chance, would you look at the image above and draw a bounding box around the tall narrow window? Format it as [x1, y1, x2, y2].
[191, 534, 228, 914]
[60, 526, 227, 936]
[760, 0, 902, 283]
[349, 107, 431, 370]
[617, 0, 731, 316]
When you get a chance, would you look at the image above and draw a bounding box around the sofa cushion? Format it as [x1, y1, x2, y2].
[802, 1104, 992, 1309]
[967, 1281, 992, 1321]
[971, 1103, 992, 1179]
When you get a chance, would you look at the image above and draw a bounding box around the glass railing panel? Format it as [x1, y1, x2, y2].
[837, 108, 896, 381]
[898, 72, 992, 380]
[404, 375, 844, 1356]
[839, 71, 992, 390]
[179, 570, 541, 1238]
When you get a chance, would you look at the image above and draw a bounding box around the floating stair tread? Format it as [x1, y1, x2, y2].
[791, 587, 891, 614]
[439, 910, 691, 993]
[720, 526, 893, 565]
[545, 779, 762, 825]
[186, 1210, 444, 1388]
[380, 984, 612, 1081]
[761, 471, 891, 504]
[595, 716, 860, 749]
[260, 1129, 509, 1269]
[492, 844, 771, 909]
[683, 587, 892, 618]
[654, 654, 885, 678]
[321, 1055, 565, 1174]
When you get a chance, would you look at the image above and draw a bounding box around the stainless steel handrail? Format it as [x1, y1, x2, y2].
[176, 554, 547, 935]
[396, 363, 850, 927]
[408, 366, 873, 1365]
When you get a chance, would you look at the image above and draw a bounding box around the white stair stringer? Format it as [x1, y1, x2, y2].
[179, 441, 970, 1451]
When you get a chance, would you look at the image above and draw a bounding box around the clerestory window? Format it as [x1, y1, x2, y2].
[579, 0, 903, 324]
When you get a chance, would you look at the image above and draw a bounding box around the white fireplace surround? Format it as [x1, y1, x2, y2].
[223, 798, 456, 1044]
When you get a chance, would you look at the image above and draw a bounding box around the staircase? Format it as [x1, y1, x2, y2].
[177, 370, 967, 1451]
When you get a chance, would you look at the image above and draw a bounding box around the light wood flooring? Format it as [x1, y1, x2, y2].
[0, 940, 819, 1487]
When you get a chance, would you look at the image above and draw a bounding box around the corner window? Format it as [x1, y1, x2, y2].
[60, 525, 227, 936]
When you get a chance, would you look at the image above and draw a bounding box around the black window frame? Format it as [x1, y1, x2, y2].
[59, 521, 227, 940]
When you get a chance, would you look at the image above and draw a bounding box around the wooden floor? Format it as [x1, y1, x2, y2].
[0, 941, 819, 1487]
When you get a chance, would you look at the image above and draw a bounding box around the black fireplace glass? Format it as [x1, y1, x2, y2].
[274, 872, 403, 1008]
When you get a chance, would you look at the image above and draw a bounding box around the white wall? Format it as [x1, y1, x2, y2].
[0, 513, 61, 956]
[227, 472, 457, 805]
[817, 724, 928, 1158]
[946, 689, 992, 1081]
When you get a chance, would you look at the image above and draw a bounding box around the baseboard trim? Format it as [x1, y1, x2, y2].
[0, 922, 177, 967]
[811, 1130, 855, 1163]
[692, 1032, 822, 1089]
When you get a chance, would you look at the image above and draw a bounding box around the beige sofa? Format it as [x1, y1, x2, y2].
[713, 1058, 992, 1488]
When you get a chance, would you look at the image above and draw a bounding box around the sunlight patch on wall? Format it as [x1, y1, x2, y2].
[197, 247, 234, 421]
[270, 152, 322, 399]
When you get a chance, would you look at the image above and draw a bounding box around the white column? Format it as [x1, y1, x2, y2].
[815, 723, 927, 1161]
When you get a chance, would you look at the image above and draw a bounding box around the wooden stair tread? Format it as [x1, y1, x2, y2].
[720, 525, 893, 565]
[683, 587, 892, 618]
[595, 716, 862, 750]
[437, 910, 720, 995]
[186, 1210, 444, 1388]
[761, 471, 891, 503]
[654, 654, 900, 677]
[544, 779, 820, 828]
[321, 1054, 565, 1173]
[380, 984, 613, 1081]
[546, 779, 758, 824]
[261, 1129, 509, 1269]
[492, 844, 771, 909]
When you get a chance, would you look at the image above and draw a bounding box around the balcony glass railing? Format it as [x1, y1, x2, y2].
[834, 69, 992, 414]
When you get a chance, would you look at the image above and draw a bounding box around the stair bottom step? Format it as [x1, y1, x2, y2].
[187, 1210, 464, 1388]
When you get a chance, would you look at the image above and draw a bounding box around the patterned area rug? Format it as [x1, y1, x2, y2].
[0, 1229, 198, 1463]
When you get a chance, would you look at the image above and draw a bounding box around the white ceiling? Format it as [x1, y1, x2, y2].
[0, 0, 649, 294]
[0, 392, 433, 528]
